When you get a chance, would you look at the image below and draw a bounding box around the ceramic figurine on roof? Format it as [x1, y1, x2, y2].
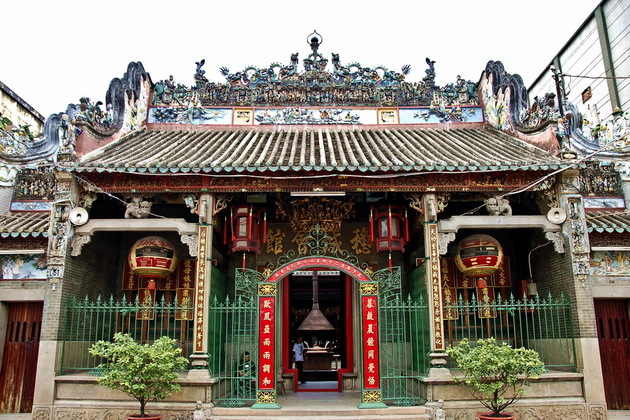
[151, 32, 476, 109]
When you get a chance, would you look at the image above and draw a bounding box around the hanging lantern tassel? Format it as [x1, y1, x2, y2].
[247, 206, 253, 246]
[369, 208, 374, 243]
[263, 211, 267, 244]
[388, 205, 393, 241]
[223, 214, 228, 245]
[230, 208, 235, 242]
[404, 209, 409, 242]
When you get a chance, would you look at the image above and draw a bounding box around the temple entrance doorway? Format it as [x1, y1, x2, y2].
[284, 269, 353, 392]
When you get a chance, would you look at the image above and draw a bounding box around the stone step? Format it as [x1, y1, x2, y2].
[212, 416, 429, 420]
[212, 405, 430, 419]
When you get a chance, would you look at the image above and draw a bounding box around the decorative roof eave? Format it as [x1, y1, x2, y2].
[74, 125, 565, 175]
[587, 211, 630, 234]
[0, 212, 50, 238]
[71, 162, 567, 175]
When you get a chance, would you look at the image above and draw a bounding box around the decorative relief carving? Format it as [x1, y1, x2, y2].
[79, 191, 98, 210]
[70, 234, 92, 256]
[12, 169, 56, 201]
[484, 195, 512, 216]
[152, 42, 478, 109]
[124, 195, 152, 219]
[213, 194, 232, 217]
[588, 403, 607, 420]
[580, 161, 623, 197]
[32, 407, 51, 420]
[544, 231, 565, 253]
[48, 408, 191, 420]
[180, 234, 198, 257]
[566, 196, 589, 281]
[590, 235, 630, 247]
[425, 195, 438, 221]
[437, 193, 450, 213]
[446, 403, 595, 420]
[276, 195, 355, 234]
[534, 176, 559, 208]
[438, 232, 456, 255]
[183, 193, 198, 213]
[405, 193, 423, 214]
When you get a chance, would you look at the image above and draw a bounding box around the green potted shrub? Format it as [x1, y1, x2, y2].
[446, 337, 545, 419]
[89, 332, 189, 419]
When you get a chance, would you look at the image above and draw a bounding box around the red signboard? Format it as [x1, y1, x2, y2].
[267, 257, 370, 282]
[258, 296, 276, 391]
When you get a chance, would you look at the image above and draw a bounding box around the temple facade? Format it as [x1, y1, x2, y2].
[1, 31, 628, 419]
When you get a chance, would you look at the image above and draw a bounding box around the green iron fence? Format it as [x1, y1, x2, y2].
[208, 295, 258, 407]
[379, 294, 431, 406]
[61, 295, 194, 374]
[443, 293, 577, 371]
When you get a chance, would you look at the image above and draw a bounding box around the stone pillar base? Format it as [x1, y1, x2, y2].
[428, 352, 451, 378]
[187, 353, 211, 379]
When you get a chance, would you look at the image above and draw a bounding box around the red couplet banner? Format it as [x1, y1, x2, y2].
[361, 295, 380, 389]
[258, 296, 276, 390]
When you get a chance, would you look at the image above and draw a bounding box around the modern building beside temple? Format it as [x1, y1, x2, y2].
[1, 28, 628, 419]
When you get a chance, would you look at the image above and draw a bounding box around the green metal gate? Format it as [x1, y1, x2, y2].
[209, 268, 263, 407]
[376, 267, 430, 406]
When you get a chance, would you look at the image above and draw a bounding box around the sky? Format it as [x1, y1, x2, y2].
[1, 0, 602, 119]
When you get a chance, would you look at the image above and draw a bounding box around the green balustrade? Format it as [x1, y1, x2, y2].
[443, 293, 577, 371]
[61, 295, 193, 374]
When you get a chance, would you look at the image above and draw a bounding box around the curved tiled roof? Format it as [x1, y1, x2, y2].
[587, 211, 630, 233]
[0, 212, 50, 238]
[76, 126, 565, 174]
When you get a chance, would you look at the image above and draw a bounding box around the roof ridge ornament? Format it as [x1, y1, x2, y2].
[304, 30, 326, 72]
[151, 34, 481, 108]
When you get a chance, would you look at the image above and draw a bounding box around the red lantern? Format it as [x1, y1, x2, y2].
[230, 205, 264, 253]
[454, 234, 503, 278]
[371, 204, 408, 252]
[128, 236, 178, 290]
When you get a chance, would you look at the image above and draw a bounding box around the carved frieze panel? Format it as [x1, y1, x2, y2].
[80, 171, 547, 194]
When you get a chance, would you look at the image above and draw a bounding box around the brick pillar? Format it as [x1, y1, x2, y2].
[32, 171, 79, 417]
[558, 169, 606, 406]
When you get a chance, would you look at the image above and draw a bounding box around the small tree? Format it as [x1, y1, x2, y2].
[447, 337, 545, 418]
[89, 333, 189, 418]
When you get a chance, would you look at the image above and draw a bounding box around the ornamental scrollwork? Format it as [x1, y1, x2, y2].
[256, 390, 276, 404]
[271, 224, 371, 275]
[362, 390, 382, 403]
[258, 283, 276, 296]
[360, 283, 379, 296]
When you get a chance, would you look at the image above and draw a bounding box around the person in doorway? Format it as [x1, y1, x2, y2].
[292, 337, 306, 384]
[236, 351, 256, 390]
[237, 351, 255, 378]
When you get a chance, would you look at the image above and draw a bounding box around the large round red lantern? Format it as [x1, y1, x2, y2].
[454, 234, 503, 278]
[128, 236, 178, 290]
